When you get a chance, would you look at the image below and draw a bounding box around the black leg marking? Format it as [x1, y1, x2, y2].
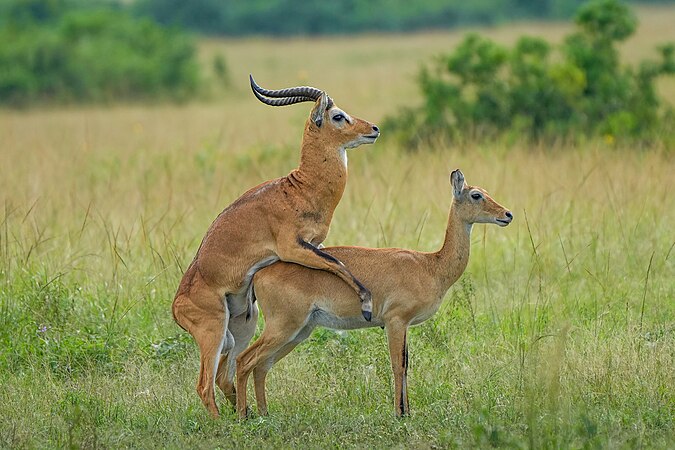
[403, 333, 409, 377]
[298, 237, 370, 299]
[401, 332, 409, 415]
[298, 238, 344, 266]
[245, 288, 254, 321]
[298, 237, 372, 321]
[352, 277, 368, 296]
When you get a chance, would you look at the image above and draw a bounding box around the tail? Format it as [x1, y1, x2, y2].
[245, 279, 257, 322]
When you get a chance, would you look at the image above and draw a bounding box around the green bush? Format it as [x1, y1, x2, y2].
[0, 6, 201, 105]
[386, 0, 675, 147]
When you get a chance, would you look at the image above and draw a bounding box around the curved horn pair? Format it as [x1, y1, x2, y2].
[250, 74, 323, 107]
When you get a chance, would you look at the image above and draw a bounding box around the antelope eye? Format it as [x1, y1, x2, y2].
[332, 114, 345, 122]
[471, 192, 482, 200]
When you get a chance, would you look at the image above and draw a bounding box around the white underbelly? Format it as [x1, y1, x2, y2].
[409, 303, 441, 326]
[310, 308, 384, 330]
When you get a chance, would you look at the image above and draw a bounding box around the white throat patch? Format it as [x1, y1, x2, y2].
[338, 147, 348, 168]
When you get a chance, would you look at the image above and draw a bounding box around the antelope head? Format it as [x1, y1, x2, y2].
[250, 75, 379, 159]
[450, 169, 513, 227]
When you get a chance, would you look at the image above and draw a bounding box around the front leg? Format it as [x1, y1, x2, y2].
[276, 236, 372, 321]
[385, 320, 410, 417]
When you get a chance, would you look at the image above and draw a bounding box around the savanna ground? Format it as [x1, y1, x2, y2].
[1, 6, 674, 449]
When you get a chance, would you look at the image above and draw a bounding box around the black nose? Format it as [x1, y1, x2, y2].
[372, 125, 379, 133]
[505, 211, 513, 220]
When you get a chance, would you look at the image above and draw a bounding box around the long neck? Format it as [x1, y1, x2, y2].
[292, 123, 348, 210]
[430, 202, 472, 291]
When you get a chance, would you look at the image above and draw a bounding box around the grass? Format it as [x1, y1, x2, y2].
[1, 6, 675, 449]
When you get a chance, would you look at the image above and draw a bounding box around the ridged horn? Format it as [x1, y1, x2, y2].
[250, 88, 317, 107]
[250, 74, 323, 102]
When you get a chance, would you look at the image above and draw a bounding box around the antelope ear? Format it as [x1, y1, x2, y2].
[311, 92, 330, 127]
[450, 169, 466, 199]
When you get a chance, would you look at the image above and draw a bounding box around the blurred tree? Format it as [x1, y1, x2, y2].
[131, 0, 595, 36]
[385, 0, 675, 147]
[133, 0, 226, 34]
[0, 5, 203, 105]
[5, 1, 673, 37]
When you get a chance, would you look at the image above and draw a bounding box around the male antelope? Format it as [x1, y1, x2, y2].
[236, 169, 513, 417]
[172, 76, 379, 417]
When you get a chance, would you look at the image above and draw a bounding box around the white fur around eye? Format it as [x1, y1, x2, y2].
[330, 107, 351, 126]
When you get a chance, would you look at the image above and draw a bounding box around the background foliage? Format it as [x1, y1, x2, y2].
[2, 0, 675, 114]
[4, 0, 674, 37]
[0, 1, 199, 105]
[133, 0, 674, 36]
[386, 0, 675, 146]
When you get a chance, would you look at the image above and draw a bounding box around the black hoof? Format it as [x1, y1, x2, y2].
[362, 310, 372, 322]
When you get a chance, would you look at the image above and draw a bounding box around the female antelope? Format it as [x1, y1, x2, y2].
[236, 169, 512, 417]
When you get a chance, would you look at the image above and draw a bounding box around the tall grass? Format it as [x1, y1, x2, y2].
[1, 6, 674, 448]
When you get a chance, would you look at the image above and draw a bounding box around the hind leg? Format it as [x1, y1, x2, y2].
[172, 273, 228, 418]
[215, 330, 236, 407]
[216, 303, 259, 408]
[253, 324, 314, 416]
[235, 318, 305, 419]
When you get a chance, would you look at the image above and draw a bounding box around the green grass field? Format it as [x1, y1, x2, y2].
[1, 6, 674, 449]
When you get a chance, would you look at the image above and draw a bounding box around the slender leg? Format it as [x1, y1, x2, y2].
[215, 330, 236, 407]
[216, 303, 259, 408]
[172, 268, 228, 418]
[252, 325, 314, 416]
[174, 296, 227, 417]
[235, 324, 299, 419]
[385, 321, 410, 417]
[252, 361, 272, 417]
